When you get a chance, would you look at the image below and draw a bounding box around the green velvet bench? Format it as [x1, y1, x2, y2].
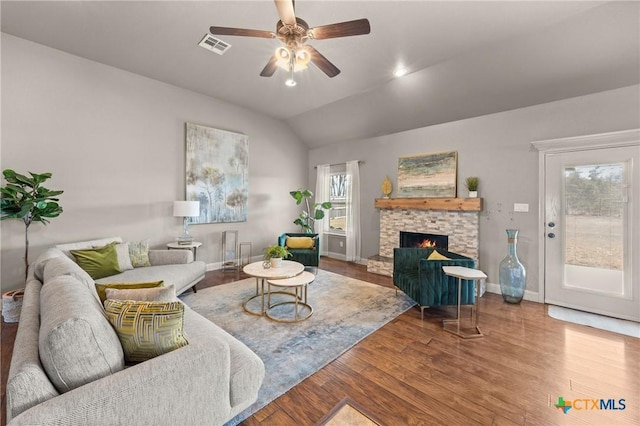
[393, 247, 476, 318]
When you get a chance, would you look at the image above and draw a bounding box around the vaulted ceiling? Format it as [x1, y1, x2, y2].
[2, 1, 638, 147]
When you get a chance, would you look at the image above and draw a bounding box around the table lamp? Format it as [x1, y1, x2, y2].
[173, 201, 200, 245]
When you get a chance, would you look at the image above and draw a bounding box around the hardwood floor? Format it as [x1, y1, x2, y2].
[2, 258, 639, 425]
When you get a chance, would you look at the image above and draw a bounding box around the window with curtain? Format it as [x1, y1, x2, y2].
[328, 173, 347, 233]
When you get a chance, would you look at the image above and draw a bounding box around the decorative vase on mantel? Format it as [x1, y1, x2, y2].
[381, 176, 393, 198]
[499, 229, 526, 304]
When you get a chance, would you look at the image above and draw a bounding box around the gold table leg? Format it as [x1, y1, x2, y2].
[442, 277, 483, 339]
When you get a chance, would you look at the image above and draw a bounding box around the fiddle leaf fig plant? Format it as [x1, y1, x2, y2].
[1, 169, 64, 279]
[290, 189, 332, 234]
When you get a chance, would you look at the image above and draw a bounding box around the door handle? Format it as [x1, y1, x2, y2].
[547, 233, 556, 239]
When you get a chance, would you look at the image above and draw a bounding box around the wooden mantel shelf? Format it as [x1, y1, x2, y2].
[374, 197, 482, 211]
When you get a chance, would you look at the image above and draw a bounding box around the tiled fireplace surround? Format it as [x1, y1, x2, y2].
[367, 208, 480, 277]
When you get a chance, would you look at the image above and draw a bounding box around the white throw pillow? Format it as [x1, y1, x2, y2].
[114, 242, 134, 272]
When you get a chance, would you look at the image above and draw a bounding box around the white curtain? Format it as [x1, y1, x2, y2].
[345, 160, 361, 262]
[315, 164, 331, 256]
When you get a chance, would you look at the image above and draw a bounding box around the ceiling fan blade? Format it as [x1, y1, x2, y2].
[209, 26, 274, 39]
[309, 18, 371, 40]
[260, 56, 279, 77]
[307, 46, 340, 78]
[274, 0, 296, 26]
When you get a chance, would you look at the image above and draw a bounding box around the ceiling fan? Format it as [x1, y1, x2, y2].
[209, 0, 371, 82]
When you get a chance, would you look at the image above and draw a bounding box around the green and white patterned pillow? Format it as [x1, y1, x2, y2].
[128, 240, 151, 267]
[104, 299, 188, 363]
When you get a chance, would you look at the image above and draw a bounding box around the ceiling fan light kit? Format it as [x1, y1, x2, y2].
[393, 66, 408, 77]
[209, 0, 370, 86]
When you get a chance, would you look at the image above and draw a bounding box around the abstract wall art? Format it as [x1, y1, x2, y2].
[185, 123, 248, 223]
[397, 151, 457, 197]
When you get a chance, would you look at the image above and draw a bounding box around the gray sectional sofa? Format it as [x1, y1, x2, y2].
[6, 237, 265, 425]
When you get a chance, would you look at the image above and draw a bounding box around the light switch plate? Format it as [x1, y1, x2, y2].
[514, 203, 529, 213]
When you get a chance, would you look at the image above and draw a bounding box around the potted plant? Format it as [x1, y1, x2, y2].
[465, 176, 479, 198]
[264, 245, 291, 268]
[290, 189, 332, 234]
[1, 169, 64, 280]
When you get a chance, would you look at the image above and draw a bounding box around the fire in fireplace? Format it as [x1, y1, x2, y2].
[400, 231, 448, 250]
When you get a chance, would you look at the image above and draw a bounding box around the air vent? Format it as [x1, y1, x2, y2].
[198, 34, 231, 55]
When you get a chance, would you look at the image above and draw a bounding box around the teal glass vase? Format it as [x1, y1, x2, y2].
[499, 229, 526, 304]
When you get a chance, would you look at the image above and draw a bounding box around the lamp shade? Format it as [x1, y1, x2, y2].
[173, 201, 200, 217]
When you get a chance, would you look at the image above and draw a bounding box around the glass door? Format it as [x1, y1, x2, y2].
[544, 146, 639, 321]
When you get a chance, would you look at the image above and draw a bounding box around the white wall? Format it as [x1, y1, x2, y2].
[309, 85, 640, 297]
[1, 34, 308, 292]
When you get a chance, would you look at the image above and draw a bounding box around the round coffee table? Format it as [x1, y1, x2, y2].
[242, 260, 304, 316]
[266, 271, 315, 322]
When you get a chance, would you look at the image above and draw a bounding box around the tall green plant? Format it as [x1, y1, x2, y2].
[290, 189, 332, 234]
[0, 169, 64, 279]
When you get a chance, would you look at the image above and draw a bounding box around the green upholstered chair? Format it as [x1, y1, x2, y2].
[278, 233, 320, 270]
[393, 247, 476, 318]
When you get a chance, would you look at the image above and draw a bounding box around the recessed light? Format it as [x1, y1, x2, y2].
[393, 67, 408, 77]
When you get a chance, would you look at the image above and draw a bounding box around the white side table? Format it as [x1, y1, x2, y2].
[442, 266, 487, 339]
[167, 241, 203, 261]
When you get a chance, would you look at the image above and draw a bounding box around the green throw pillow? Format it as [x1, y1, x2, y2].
[71, 243, 121, 279]
[95, 281, 164, 304]
[128, 240, 151, 267]
[104, 299, 188, 364]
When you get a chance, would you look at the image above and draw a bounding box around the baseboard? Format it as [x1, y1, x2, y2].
[206, 255, 262, 272]
[325, 252, 347, 261]
[324, 253, 367, 265]
[484, 281, 539, 302]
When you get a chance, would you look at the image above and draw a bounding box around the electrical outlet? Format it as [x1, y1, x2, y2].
[339, 241, 344, 248]
[514, 203, 529, 213]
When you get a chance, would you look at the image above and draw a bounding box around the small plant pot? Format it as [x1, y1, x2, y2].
[468, 191, 478, 198]
[270, 257, 283, 268]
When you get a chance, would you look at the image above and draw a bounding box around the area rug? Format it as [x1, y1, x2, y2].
[179, 269, 415, 425]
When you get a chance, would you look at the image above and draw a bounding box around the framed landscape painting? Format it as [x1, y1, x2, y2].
[185, 123, 248, 223]
[397, 151, 457, 197]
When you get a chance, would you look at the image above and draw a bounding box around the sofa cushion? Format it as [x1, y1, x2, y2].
[105, 284, 176, 302]
[42, 255, 100, 303]
[55, 237, 123, 260]
[96, 262, 206, 296]
[39, 275, 125, 393]
[70, 243, 121, 279]
[128, 240, 151, 267]
[182, 307, 265, 408]
[32, 248, 66, 281]
[104, 299, 188, 363]
[5, 280, 60, 422]
[95, 281, 164, 304]
[285, 236, 315, 249]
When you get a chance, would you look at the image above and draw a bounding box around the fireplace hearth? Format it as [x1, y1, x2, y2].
[400, 231, 448, 250]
